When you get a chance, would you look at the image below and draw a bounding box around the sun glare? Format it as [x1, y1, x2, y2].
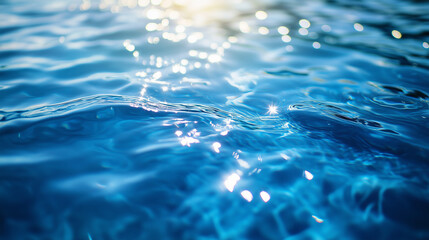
[267, 105, 278, 115]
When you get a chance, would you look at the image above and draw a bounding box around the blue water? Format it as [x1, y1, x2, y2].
[1, 0, 429, 239]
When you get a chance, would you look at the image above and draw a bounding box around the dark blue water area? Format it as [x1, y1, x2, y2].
[1, 0, 429, 239]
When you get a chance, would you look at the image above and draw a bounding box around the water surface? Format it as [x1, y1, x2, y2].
[1, 0, 429, 239]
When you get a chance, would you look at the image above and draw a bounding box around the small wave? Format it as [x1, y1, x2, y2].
[0, 95, 136, 123]
[0, 95, 294, 135]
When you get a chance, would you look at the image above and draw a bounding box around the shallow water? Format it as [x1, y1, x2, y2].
[1, 0, 429, 239]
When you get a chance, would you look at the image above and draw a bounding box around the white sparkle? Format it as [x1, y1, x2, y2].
[281, 35, 291, 43]
[392, 30, 402, 39]
[354, 23, 364, 32]
[255, 11, 268, 20]
[224, 173, 240, 192]
[304, 170, 314, 180]
[212, 142, 221, 153]
[180, 136, 199, 147]
[278, 26, 290, 35]
[267, 105, 278, 115]
[299, 19, 311, 28]
[299, 28, 309, 36]
[258, 27, 269, 35]
[312, 42, 321, 49]
[312, 215, 324, 223]
[241, 190, 253, 202]
[260, 191, 271, 202]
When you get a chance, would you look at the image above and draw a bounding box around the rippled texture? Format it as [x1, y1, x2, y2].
[1, 0, 429, 239]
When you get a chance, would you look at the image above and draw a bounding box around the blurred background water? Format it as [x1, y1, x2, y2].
[1, 0, 429, 239]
